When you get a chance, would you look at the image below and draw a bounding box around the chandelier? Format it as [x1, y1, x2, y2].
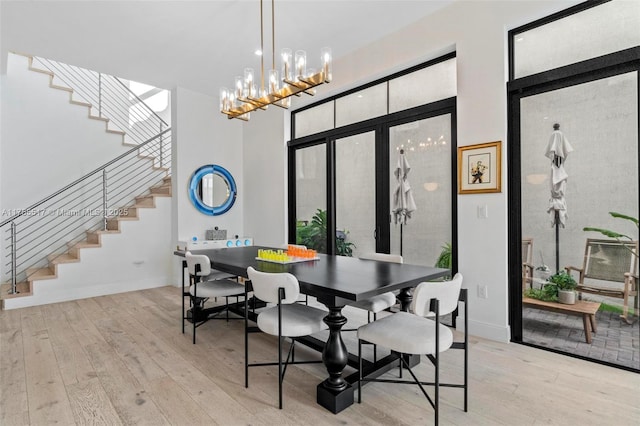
[219, 0, 332, 121]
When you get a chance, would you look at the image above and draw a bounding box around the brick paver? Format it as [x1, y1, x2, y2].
[523, 307, 639, 370]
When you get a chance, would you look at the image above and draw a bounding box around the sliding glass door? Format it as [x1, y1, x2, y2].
[388, 115, 453, 267]
[516, 71, 639, 370]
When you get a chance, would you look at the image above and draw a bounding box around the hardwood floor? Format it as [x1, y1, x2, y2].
[1, 286, 638, 425]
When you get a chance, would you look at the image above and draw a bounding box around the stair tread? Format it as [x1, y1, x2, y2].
[27, 267, 57, 280]
[107, 129, 126, 135]
[89, 115, 109, 122]
[110, 216, 138, 221]
[28, 66, 54, 76]
[0, 282, 32, 300]
[50, 84, 73, 92]
[49, 253, 80, 264]
[70, 100, 92, 107]
[70, 241, 101, 248]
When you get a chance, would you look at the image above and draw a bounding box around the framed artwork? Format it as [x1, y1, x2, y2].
[458, 141, 502, 194]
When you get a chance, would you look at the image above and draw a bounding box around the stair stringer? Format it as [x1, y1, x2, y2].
[1, 192, 172, 310]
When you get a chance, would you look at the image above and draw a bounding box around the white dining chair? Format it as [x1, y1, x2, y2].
[357, 273, 468, 426]
[348, 252, 402, 362]
[245, 266, 328, 409]
[183, 251, 245, 344]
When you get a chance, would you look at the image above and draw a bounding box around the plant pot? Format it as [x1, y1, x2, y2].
[558, 290, 576, 305]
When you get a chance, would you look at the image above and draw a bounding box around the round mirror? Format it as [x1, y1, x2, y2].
[188, 165, 237, 216]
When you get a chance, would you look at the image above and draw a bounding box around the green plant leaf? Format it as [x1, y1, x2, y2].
[609, 212, 639, 227]
[582, 227, 632, 240]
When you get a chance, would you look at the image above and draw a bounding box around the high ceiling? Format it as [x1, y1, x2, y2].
[1, 1, 454, 97]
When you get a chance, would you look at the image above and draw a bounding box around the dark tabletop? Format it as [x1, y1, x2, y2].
[176, 246, 449, 306]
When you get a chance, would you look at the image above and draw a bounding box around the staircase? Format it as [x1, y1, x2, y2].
[0, 54, 172, 309]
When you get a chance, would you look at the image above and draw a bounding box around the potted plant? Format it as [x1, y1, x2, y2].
[296, 209, 356, 257]
[548, 271, 577, 304]
[435, 242, 452, 270]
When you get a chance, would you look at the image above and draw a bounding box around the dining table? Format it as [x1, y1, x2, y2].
[175, 245, 449, 413]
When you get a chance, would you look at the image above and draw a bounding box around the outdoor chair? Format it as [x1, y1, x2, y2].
[522, 238, 534, 291]
[183, 251, 245, 344]
[357, 273, 467, 426]
[565, 238, 638, 324]
[245, 266, 328, 409]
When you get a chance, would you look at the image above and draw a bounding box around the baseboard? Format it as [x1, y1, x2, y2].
[467, 318, 511, 343]
[2, 278, 170, 310]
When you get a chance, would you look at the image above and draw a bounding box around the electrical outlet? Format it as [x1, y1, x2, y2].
[477, 284, 488, 299]
[477, 205, 488, 219]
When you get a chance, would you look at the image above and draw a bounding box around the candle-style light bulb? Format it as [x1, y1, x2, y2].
[321, 47, 332, 82]
[235, 76, 243, 100]
[281, 48, 292, 82]
[269, 69, 279, 94]
[219, 87, 229, 112]
[244, 68, 254, 97]
[295, 50, 306, 80]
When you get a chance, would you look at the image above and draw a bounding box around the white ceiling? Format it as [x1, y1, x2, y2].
[1, 1, 454, 97]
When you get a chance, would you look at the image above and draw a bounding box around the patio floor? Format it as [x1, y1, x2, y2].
[523, 306, 639, 370]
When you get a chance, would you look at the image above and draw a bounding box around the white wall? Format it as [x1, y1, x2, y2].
[242, 106, 288, 247]
[171, 87, 245, 282]
[0, 53, 133, 210]
[242, 0, 581, 342]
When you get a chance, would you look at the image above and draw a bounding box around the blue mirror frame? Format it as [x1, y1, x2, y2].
[188, 164, 237, 216]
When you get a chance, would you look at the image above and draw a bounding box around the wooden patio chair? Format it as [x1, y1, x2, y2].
[522, 238, 534, 291]
[565, 238, 638, 324]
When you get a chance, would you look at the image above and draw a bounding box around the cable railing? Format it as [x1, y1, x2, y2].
[31, 56, 169, 145]
[1, 129, 172, 293]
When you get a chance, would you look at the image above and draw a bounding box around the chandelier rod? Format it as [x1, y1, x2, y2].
[271, 0, 275, 71]
[260, 0, 265, 92]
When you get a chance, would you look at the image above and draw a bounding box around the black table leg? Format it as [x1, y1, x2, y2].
[396, 287, 421, 369]
[397, 287, 413, 312]
[317, 305, 354, 414]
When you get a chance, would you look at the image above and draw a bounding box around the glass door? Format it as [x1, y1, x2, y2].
[388, 115, 453, 267]
[518, 71, 639, 370]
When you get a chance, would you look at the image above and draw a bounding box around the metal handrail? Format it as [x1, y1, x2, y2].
[1, 130, 172, 292]
[112, 76, 168, 127]
[0, 129, 171, 227]
[30, 56, 168, 143]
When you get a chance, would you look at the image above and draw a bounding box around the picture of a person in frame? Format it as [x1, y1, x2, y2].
[471, 160, 488, 183]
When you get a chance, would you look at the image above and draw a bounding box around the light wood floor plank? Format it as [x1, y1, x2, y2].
[20, 306, 75, 425]
[104, 293, 261, 425]
[40, 303, 96, 387]
[0, 308, 29, 425]
[2, 286, 639, 426]
[66, 377, 123, 426]
[71, 298, 171, 425]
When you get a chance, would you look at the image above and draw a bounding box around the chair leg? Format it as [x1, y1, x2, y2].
[435, 353, 439, 426]
[226, 296, 229, 322]
[278, 336, 283, 409]
[192, 299, 197, 345]
[182, 271, 185, 334]
[292, 339, 296, 363]
[464, 295, 469, 412]
[373, 312, 377, 364]
[358, 339, 362, 403]
[244, 291, 249, 388]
